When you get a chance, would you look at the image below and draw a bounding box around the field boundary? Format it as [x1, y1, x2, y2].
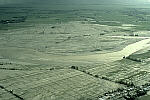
[0, 85, 24, 100]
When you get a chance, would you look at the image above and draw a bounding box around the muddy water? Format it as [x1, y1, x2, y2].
[68, 38, 150, 63]
[40, 38, 150, 64]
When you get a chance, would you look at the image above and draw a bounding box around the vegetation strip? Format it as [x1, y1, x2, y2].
[70, 66, 125, 85]
[0, 67, 65, 71]
[0, 85, 24, 100]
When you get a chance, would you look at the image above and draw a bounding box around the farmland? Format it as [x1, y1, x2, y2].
[1, 0, 150, 100]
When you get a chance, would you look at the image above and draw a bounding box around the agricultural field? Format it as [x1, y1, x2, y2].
[0, 69, 123, 100]
[1, 0, 150, 100]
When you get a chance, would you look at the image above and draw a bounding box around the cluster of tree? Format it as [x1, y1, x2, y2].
[71, 66, 100, 79]
[71, 66, 79, 70]
[0, 67, 22, 70]
[101, 76, 111, 81]
[0, 16, 27, 24]
[0, 62, 12, 65]
[117, 80, 135, 87]
[126, 56, 142, 62]
[123, 88, 147, 100]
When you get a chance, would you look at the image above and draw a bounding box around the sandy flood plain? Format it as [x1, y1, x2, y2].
[0, 21, 149, 66]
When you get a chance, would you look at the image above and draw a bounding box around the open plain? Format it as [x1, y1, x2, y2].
[1, 0, 150, 100]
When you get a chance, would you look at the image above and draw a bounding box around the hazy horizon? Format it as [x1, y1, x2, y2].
[0, 0, 149, 5]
